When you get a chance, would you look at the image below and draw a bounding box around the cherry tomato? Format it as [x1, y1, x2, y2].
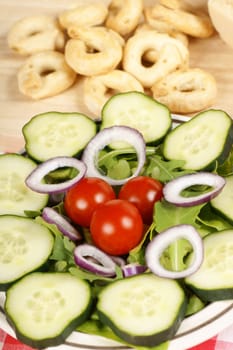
[64, 177, 116, 227]
[90, 199, 144, 256]
[118, 176, 163, 224]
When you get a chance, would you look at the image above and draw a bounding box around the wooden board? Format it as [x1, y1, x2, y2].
[1, 0, 233, 152]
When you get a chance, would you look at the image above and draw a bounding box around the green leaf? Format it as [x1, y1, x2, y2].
[107, 158, 131, 180]
[35, 216, 76, 267]
[153, 200, 206, 271]
[144, 155, 192, 182]
[128, 224, 156, 265]
[198, 204, 233, 231]
[77, 319, 169, 350]
[217, 146, 233, 176]
[24, 210, 42, 218]
[185, 294, 206, 317]
[153, 200, 205, 232]
[69, 264, 123, 283]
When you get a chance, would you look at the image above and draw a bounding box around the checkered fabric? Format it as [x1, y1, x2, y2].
[1, 324, 233, 350]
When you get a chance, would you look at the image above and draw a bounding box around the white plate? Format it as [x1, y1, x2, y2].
[1, 114, 233, 350]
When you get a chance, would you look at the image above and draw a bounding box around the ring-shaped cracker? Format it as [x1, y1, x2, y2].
[151, 68, 217, 114]
[123, 32, 189, 87]
[58, 3, 108, 29]
[68, 25, 125, 48]
[149, 4, 214, 38]
[135, 25, 188, 62]
[144, 6, 176, 34]
[105, 0, 143, 36]
[17, 51, 76, 100]
[7, 15, 66, 55]
[65, 27, 123, 76]
[83, 69, 144, 116]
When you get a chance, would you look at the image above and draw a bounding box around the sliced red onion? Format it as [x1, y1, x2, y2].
[25, 156, 87, 194]
[163, 172, 226, 207]
[122, 263, 147, 277]
[109, 256, 126, 267]
[81, 126, 146, 186]
[145, 224, 204, 279]
[42, 207, 82, 241]
[74, 244, 117, 277]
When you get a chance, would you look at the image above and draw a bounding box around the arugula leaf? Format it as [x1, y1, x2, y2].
[24, 210, 42, 218]
[153, 200, 205, 232]
[35, 216, 76, 268]
[217, 146, 233, 176]
[69, 264, 123, 283]
[107, 158, 131, 180]
[144, 155, 192, 183]
[185, 294, 206, 316]
[98, 148, 138, 180]
[198, 204, 233, 231]
[77, 319, 169, 350]
[128, 224, 156, 265]
[152, 200, 206, 272]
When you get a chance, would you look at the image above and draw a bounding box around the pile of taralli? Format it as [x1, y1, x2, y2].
[7, 0, 218, 116]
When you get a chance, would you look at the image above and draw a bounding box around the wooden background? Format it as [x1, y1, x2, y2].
[1, 0, 233, 152]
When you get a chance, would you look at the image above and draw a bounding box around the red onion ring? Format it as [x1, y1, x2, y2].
[109, 256, 126, 267]
[122, 263, 147, 277]
[74, 244, 117, 277]
[81, 126, 146, 186]
[25, 156, 87, 194]
[42, 207, 82, 241]
[163, 172, 226, 207]
[145, 224, 204, 279]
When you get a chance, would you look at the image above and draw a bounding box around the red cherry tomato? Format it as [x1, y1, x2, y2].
[64, 177, 116, 227]
[90, 199, 144, 256]
[118, 176, 163, 224]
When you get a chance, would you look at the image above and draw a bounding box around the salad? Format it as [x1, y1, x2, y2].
[0, 91, 233, 350]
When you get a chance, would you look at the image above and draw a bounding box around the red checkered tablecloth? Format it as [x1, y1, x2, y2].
[1, 324, 233, 350]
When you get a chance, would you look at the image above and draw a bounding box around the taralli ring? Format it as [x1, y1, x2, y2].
[65, 27, 123, 76]
[7, 15, 66, 55]
[83, 69, 144, 116]
[17, 51, 76, 100]
[58, 3, 108, 29]
[134, 25, 188, 63]
[135, 23, 189, 48]
[151, 68, 217, 114]
[105, 0, 143, 36]
[148, 3, 214, 38]
[123, 32, 189, 87]
[144, 6, 177, 34]
[67, 24, 125, 48]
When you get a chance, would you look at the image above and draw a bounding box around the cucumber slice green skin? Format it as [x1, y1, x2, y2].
[0, 154, 48, 216]
[23, 111, 97, 162]
[101, 91, 172, 148]
[162, 109, 233, 171]
[97, 273, 187, 347]
[5, 272, 93, 349]
[0, 215, 54, 291]
[185, 230, 233, 302]
[210, 175, 233, 225]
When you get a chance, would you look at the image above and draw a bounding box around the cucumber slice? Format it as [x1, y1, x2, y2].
[185, 229, 233, 301]
[163, 109, 233, 170]
[101, 92, 172, 148]
[5, 272, 93, 348]
[23, 111, 97, 162]
[0, 154, 48, 216]
[0, 215, 54, 289]
[210, 175, 233, 224]
[97, 273, 186, 347]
